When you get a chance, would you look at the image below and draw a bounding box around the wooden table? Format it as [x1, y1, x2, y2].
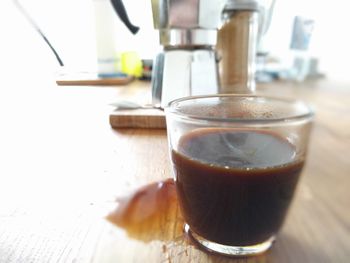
[0, 76, 349, 263]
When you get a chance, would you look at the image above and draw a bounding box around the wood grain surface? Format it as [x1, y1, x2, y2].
[56, 71, 134, 86]
[0, 78, 349, 263]
[109, 108, 165, 129]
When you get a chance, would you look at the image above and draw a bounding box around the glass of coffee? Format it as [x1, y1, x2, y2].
[165, 95, 313, 256]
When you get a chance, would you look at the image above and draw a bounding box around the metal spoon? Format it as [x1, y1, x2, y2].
[109, 100, 161, 110]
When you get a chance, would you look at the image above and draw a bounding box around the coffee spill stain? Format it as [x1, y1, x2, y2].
[106, 178, 186, 243]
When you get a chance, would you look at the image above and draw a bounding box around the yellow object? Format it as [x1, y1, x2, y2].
[120, 52, 143, 77]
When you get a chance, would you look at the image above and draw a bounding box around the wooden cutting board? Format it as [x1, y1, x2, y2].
[56, 72, 134, 86]
[109, 108, 166, 129]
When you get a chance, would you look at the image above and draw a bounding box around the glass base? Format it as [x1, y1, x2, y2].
[184, 224, 275, 257]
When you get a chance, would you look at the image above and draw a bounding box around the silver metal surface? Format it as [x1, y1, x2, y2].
[151, 53, 164, 106]
[152, 0, 226, 30]
[224, 0, 260, 11]
[159, 29, 217, 47]
[152, 49, 219, 108]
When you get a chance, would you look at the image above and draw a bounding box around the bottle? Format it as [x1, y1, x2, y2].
[289, 16, 315, 82]
[93, 0, 139, 78]
[93, 0, 122, 77]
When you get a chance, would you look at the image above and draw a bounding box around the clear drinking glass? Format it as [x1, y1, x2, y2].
[165, 95, 313, 256]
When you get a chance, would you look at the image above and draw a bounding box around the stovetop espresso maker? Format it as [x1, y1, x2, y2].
[111, 0, 276, 108]
[15, 0, 274, 99]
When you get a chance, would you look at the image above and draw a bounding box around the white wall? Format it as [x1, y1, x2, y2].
[264, 0, 350, 80]
[12, 0, 159, 71]
[7, 0, 350, 81]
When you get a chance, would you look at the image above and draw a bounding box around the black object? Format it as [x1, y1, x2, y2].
[110, 0, 139, 34]
[14, 0, 139, 67]
[13, 0, 64, 66]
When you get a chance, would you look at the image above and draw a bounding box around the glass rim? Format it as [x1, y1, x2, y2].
[165, 94, 314, 124]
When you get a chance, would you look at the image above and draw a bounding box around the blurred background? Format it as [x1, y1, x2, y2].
[1, 0, 349, 82]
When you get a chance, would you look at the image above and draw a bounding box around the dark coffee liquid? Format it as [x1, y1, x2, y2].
[171, 128, 304, 246]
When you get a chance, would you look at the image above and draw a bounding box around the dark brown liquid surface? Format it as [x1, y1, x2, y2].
[171, 128, 304, 246]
